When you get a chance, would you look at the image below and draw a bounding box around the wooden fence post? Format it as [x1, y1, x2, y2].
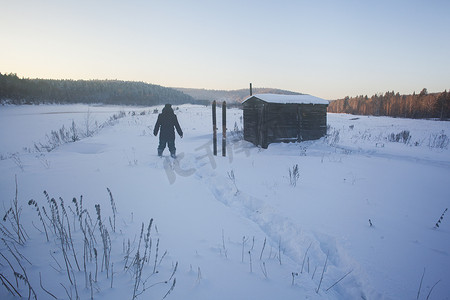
[222, 101, 226, 157]
[212, 100, 217, 156]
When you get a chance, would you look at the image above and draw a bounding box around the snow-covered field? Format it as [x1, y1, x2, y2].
[0, 104, 449, 300]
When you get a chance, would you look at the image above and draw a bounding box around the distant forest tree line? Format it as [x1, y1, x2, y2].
[328, 88, 450, 120]
[0, 73, 196, 106]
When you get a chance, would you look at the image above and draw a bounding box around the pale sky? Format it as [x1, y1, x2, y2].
[1, 0, 449, 100]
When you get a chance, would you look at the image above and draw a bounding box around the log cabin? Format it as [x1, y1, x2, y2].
[242, 93, 329, 148]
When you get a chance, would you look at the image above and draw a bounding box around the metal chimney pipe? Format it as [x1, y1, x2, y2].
[250, 83, 252, 96]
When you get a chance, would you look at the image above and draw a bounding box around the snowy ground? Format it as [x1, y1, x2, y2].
[0, 104, 449, 300]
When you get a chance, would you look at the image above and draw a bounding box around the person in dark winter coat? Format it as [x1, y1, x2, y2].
[153, 104, 183, 157]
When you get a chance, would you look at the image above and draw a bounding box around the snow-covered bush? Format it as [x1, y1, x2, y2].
[428, 131, 449, 149]
[325, 126, 340, 146]
[229, 121, 244, 142]
[33, 111, 127, 153]
[33, 122, 80, 152]
[387, 130, 411, 144]
[1, 187, 177, 299]
[103, 111, 126, 126]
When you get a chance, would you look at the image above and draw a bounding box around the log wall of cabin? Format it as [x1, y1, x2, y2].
[298, 104, 328, 140]
[243, 99, 328, 148]
[243, 99, 265, 146]
[265, 104, 299, 144]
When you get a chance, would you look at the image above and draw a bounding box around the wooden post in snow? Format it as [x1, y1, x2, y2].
[222, 101, 226, 157]
[212, 100, 217, 156]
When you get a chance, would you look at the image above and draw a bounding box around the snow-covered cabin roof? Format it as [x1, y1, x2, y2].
[242, 93, 329, 105]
